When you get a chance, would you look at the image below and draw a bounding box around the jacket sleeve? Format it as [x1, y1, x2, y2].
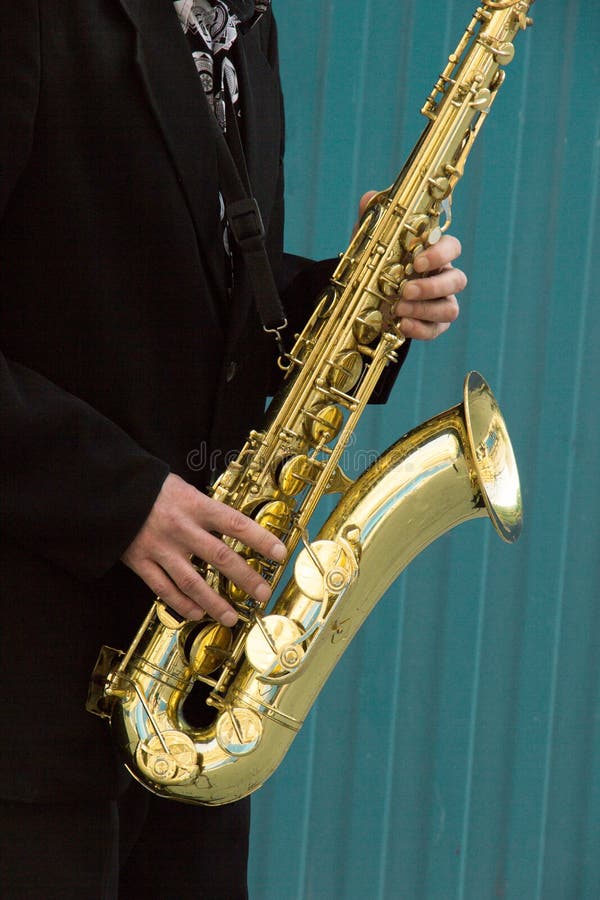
[0, 4, 169, 581]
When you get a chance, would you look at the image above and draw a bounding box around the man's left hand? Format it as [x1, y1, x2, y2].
[393, 233, 465, 341]
[358, 191, 466, 341]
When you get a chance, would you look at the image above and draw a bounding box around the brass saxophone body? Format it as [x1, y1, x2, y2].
[88, 1, 531, 805]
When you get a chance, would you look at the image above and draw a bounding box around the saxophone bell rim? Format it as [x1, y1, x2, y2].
[463, 370, 523, 544]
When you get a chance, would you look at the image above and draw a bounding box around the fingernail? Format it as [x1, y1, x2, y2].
[403, 283, 419, 300]
[271, 543, 287, 563]
[221, 609, 238, 627]
[414, 255, 429, 273]
[255, 583, 272, 604]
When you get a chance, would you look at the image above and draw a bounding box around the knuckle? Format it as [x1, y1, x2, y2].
[212, 541, 235, 569]
[226, 509, 250, 535]
[149, 577, 169, 598]
[179, 571, 202, 597]
[161, 507, 186, 537]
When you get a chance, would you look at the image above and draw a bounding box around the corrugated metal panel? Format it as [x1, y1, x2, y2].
[249, 2, 600, 897]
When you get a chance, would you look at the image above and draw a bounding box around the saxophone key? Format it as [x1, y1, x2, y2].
[216, 707, 263, 756]
[427, 226, 443, 245]
[302, 403, 344, 444]
[353, 308, 383, 344]
[186, 622, 234, 676]
[428, 174, 452, 200]
[470, 87, 492, 111]
[226, 558, 269, 604]
[277, 454, 322, 496]
[378, 262, 406, 297]
[245, 614, 305, 678]
[253, 501, 293, 546]
[494, 42, 515, 64]
[401, 214, 431, 251]
[490, 69, 506, 91]
[325, 350, 363, 393]
[135, 731, 199, 785]
[294, 539, 358, 603]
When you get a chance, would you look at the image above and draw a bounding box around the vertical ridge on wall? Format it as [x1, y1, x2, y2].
[456, 26, 534, 897]
[536, 40, 600, 895]
[249, 2, 600, 897]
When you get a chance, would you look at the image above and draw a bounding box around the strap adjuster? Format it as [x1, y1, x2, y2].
[227, 198, 265, 250]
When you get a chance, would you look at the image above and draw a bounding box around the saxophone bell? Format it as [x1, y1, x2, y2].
[462, 370, 522, 543]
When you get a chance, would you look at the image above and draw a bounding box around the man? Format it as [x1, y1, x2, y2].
[0, 1, 464, 896]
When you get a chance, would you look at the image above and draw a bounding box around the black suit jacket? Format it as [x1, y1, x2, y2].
[0, 1, 405, 801]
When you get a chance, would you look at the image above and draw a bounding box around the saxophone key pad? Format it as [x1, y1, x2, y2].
[294, 539, 358, 602]
[245, 614, 305, 677]
[216, 707, 263, 756]
[135, 730, 199, 785]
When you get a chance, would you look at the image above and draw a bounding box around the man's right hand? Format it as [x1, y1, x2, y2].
[121, 473, 287, 625]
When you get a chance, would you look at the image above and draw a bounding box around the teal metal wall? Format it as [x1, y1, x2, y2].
[249, 2, 600, 897]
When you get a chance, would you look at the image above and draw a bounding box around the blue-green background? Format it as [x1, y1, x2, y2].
[249, 2, 600, 897]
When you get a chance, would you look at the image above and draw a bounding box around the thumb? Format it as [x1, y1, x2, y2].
[358, 190, 379, 217]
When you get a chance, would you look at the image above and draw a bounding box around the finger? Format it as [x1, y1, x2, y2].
[153, 552, 245, 625]
[156, 524, 275, 608]
[414, 234, 462, 273]
[401, 267, 467, 302]
[393, 294, 460, 324]
[358, 190, 378, 217]
[398, 318, 451, 342]
[185, 530, 274, 605]
[199, 496, 287, 563]
[135, 559, 212, 623]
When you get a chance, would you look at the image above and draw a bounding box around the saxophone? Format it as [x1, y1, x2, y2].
[87, 0, 532, 804]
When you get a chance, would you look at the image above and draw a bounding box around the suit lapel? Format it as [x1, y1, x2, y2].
[116, 1, 282, 353]
[117, 0, 226, 307]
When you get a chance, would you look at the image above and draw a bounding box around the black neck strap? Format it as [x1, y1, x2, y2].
[211, 100, 288, 351]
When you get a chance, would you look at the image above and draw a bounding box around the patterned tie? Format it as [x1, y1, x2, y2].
[173, 1, 271, 319]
